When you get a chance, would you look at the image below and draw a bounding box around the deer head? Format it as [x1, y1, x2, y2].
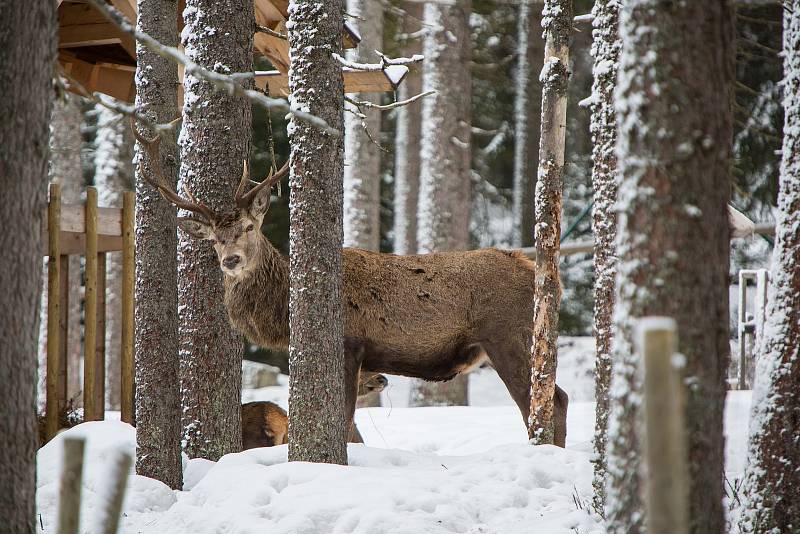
[132, 120, 289, 278]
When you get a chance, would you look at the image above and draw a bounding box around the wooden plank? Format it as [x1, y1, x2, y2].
[84, 188, 98, 422]
[120, 192, 135, 425]
[41, 232, 123, 256]
[58, 255, 69, 418]
[59, 21, 136, 58]
[43, 203, 123, 236]
[60, 53, 135, 102]
[58, 437, 85, 534]
[255, 69, 401, 95]
[96, 253, 107, 421]
[46, 184, 62, 441]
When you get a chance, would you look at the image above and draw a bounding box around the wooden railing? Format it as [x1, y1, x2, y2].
[43, 183, 135, 441]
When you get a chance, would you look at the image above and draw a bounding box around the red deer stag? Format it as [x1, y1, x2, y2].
[133, 125, 569, 447]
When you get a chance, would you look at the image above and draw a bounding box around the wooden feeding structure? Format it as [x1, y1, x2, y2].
[57, 0, 409, 102]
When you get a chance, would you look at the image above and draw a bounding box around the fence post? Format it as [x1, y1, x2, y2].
[58, 437, 85, 534]
[84, 187, 99, 421]
[121, 191, 135, 424]
[98, 451, 133, 534]
[58, 254, 69, 415]
[96, 252, 107, 420]
[46, 183, 62, 441]
[638, 317, 688, 534]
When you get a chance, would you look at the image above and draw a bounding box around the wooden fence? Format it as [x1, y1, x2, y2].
[43, 183, 135, 441]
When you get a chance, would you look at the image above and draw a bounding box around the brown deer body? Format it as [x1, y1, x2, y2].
[133, 124, 568, 447]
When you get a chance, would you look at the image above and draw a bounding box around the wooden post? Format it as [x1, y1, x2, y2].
[98, 451, 133, 534]
[639, 317, 688, 534]
[57, 437, 85, 534]
[58, 255, 69, 416]
[46, 183, 62, 441]
[84, 187, 98, 421]
[121, 191, 135, 424]
[96, 252, 107, 420]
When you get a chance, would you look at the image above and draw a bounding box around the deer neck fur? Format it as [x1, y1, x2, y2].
[223, 233, 290, 349]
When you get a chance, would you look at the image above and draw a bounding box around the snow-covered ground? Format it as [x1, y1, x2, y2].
[36, 337, 754, 533]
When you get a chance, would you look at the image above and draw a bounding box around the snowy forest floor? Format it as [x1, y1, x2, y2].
[36, 337, 753, 533]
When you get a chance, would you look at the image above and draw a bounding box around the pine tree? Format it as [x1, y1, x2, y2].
[0, 0, 56, 529]
[511, 0, 544, 249]
[606, 2, 734, 532]
[738, 3, 800, 530]
[133, 0, 183, 488]
[178, 0, 253, 461]
[95, 104, 134, 411]
[528, 0, 572, 445]
[409, 0, 472, 407]
[286, 0, 348, 464]
[588, 0, 620, 510]
[393, 2, 423, 256]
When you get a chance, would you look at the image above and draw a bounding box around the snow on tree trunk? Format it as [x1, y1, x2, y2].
[95, 104, 134, 411]
[286, 0, 348, 465]
[606, 2, 734, 533]
[178, 0, 252, 461]
[528, 0, 571, 445]
[511, 0, 544, 249]
[0, 0, 56, 529]
[343, 0, 383, 253]
[588, 0, 619, 511]
[393, 1, 423, 256]
[38, 94, 84, 411]
[134, 0, 183, 488]
[409, 0, 472, 407]
[738, 4, 800, 531]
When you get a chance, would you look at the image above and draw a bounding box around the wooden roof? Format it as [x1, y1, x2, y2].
[58, 0, 404, 102]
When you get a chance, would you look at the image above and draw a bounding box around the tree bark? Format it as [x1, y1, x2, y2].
[409, 0, 472, 408]
[588, 0, 619, 511]
[39, 94, 85, 411]
[133, 0, 183, 488]
[178, 0, 252, 461]
[606, 3, 734, 533]
[528, 0, 571, 445]
[511, 0, 544, 249]
[343, 0, 383, 253]
[0, 0, 56, 530]
[95, 104, 134, 411]
[393, 1, 423, 256]
[738, 4, 800, 531]
[287, 0, 348, 465]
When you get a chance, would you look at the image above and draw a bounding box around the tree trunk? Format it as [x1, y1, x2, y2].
[511, 0, 544, 249]
[409, 0, 472, 408]
[133, 0, 183, 488]
[738, 4, 800, 531]
[286, 0, 348, 465]
[0, 0, 56, 530]
[528, 0, 571, 445]
[343, 0, 383, 253]
[588, 0, 619, 511]
[393, 1, 423, 256]
[606, 3, 734, 533]
[38, 94, 85, 411]
[178, 0, 252, 461]
[95, 104, 134, 411]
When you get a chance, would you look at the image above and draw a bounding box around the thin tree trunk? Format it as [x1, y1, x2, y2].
[738, 4, 800, 531]
[95, 104, 134, 411]
[511, 0, 544, 249]
[588, 0, 619, 511]
[39, 94, 85, 411]
[528, 0, 572, 445]
[287, 0, 348, 465]
[606, 2, 734, 533]
[409, 0, 472, 408]
[0, 0, 56, 530]
[134, 0, 183, 488]
[343, 0, 383, 253]
[178, 0, 252, 461]
[393, 1, 423, 256]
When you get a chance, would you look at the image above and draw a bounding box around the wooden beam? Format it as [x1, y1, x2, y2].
[45, 184, 62, 442]
[43, 202, 124, 236]
[120, 192, 135, 425]
[60, 53, 135, 102]
[83, 188, 99, 422]
[255, 68, 403, 95]
[59, 21, 136, 58]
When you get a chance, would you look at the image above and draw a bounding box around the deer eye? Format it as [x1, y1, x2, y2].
[245, 224, 254, 232]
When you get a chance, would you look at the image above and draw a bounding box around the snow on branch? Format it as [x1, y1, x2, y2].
[85, 0, 339, 136]
[254, 24, 286, 40]
[345, 90, 434, 112]
[332, 51, 424, 73]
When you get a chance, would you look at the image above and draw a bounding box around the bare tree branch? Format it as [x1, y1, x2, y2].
[254, 24, 286, 40]
[346, 90, 434, 111]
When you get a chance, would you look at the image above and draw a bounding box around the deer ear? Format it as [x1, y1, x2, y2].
[248, 186, 272, 219]
[177, 217, 213, 240]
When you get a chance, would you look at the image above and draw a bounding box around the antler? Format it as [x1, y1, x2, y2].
[234, 159, 290, 209]
[130, 118, 217, 223]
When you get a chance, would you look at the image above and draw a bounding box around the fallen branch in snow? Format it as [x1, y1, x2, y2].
[86, 0, 340, 136]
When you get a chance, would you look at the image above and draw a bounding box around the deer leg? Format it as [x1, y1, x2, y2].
[344, 344, 362, 443]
